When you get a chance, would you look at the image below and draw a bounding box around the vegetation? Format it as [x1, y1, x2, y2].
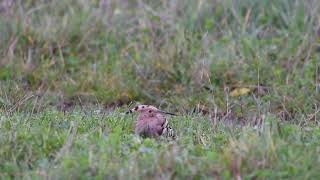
[1, 110, 320, 179]
[0, 0, 319, 179]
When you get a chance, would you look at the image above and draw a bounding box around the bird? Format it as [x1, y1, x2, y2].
[126, 105, 176, 138]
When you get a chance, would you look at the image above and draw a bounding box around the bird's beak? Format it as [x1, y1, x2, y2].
[158, 110, 177, 116]
[125, 109, 134, 114]
[125, 106, 138, 114]
[125, 110, 132, 114]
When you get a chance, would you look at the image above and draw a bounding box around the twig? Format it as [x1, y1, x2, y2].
[7, 93, 34, 114]
[78, 96, 88, 116]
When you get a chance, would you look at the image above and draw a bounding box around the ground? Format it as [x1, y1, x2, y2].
[1, 110, 320, 179]
[0, 0, 320, 179]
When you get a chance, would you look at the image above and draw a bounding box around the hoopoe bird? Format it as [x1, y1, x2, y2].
[126, 105, 176, 138]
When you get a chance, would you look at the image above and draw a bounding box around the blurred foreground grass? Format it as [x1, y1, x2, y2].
[0, 110, 319, 179]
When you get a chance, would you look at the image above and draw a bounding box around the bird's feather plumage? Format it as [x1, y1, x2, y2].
[128, 105, 176, 138]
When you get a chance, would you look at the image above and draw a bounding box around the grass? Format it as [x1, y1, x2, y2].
[0, 110, 319, 179]
[0, 0, 320, 179]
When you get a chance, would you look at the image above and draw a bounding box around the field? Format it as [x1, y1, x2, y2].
[1, 0, 320, 179]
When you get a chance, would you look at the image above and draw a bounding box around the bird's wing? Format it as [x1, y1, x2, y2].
[156, 114, 176, 138]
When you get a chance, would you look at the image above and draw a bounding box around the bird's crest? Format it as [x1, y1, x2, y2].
[126, 105, 177, 116]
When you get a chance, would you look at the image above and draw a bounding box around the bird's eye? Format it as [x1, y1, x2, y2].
[148, 110, 152, 113]
[142, 106, 145, 108]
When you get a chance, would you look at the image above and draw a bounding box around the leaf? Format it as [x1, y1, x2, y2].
[230, 87, 251, 97]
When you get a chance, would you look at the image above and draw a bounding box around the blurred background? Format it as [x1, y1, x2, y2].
[0, 0, 319, 120]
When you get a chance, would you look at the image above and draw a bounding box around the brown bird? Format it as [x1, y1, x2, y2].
[126, 105, 176, 138]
